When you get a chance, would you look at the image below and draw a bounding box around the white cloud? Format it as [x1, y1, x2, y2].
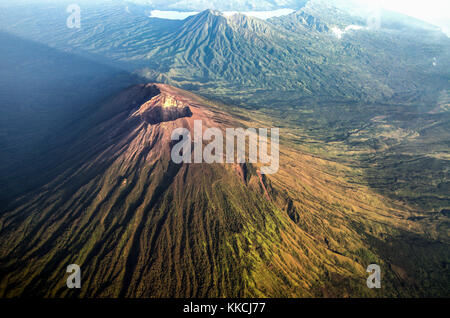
[223, 9, 295, 19]
[353, 0, 450, 35]
[149, 8, 295, 20]
[332, 24, 366, 39]
[149, 10, 199, 19]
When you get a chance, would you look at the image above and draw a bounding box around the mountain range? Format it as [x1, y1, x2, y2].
[2, 0, 449, 106]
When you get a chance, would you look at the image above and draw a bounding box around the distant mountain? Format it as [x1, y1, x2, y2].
[269, 0, 361, 31]
[139, 10, 327, 91]
[270, 0, 442, 34]
[139, 6, 449, 106]
[1, 2, 448, 106]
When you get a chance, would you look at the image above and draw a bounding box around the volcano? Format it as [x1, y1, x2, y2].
[0, 83, 301, 297]
[0, 84, 448, 298]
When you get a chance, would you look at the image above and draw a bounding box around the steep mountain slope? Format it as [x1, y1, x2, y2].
[0, 84, 448, 297]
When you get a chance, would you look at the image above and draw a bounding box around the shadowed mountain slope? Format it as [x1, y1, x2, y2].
[0, 31, 141, 203]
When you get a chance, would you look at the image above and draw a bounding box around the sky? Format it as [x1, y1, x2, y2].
[355, 0, 449, 22]
[353, 0, 450, 34]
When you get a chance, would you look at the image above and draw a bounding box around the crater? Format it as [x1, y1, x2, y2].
[134, 85, 193, 124]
